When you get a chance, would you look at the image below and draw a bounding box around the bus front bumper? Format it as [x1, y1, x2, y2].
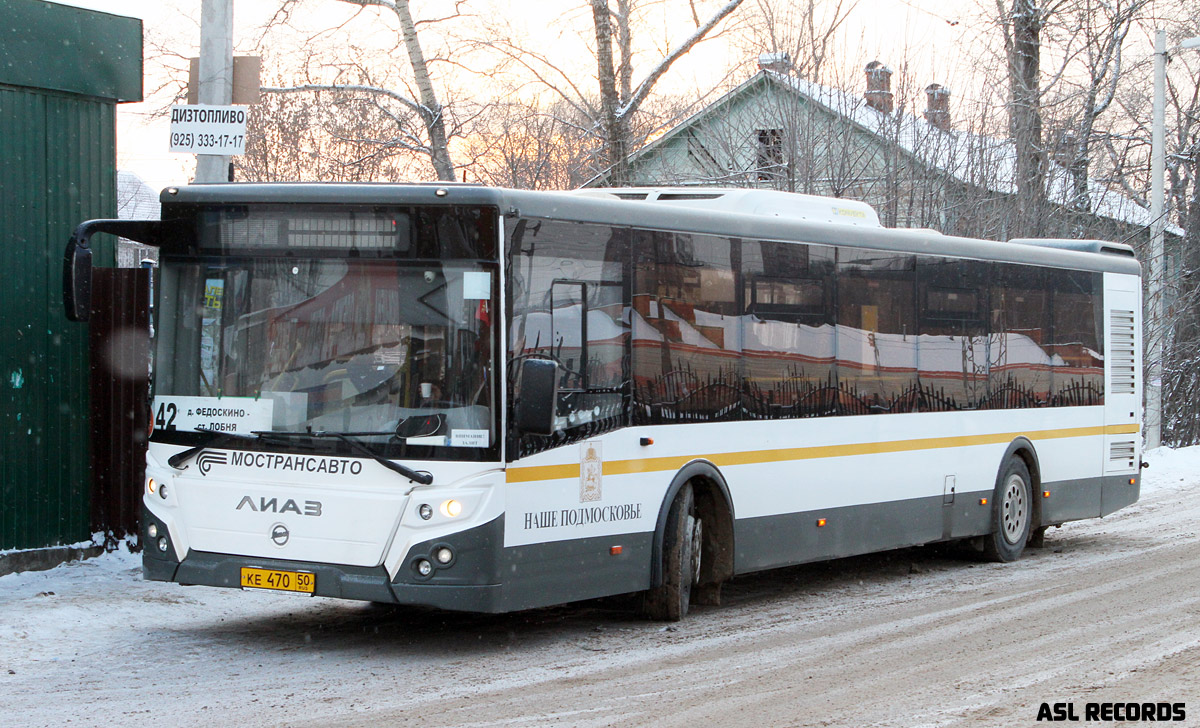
[142, 506, 510, 613]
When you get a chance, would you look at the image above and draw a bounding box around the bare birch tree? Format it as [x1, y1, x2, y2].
[590, 0, 746, 184]
[260, 0, 464, 181]
[996, 0, 1052, 235]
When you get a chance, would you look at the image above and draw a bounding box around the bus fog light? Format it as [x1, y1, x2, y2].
[435, 547, 453, 564]
[157, 537, 169, 552]
[148, 523, 158, 538]
[415, 559, 433, 576]
[440, 499, 462, 518]
[418, 503, 433, 520]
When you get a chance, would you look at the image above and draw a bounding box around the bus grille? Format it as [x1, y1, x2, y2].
[1109, 440, 1137, 470]
[1109, 309, 1136, 395]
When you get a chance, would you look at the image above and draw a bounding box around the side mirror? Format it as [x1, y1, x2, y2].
[62, 219, 164, 323]
[516, 359, 559, 436]
[63, 235, 93, 322]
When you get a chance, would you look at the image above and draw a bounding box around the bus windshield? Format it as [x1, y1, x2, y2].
[153, 257, 498, 459]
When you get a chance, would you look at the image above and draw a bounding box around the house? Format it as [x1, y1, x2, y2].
[594, 54, 1166, 249]
[116, 170, 161, 268]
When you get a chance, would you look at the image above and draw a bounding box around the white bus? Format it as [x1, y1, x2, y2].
[65, 184, 1142, 620]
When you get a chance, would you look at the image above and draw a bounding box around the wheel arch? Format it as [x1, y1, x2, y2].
[649, 460, 735, 588]
[1000, 437, 1043, 528]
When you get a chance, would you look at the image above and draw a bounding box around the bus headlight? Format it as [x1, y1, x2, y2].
[147, 478, 156, 495]
[415, 559, 433, 577]
[435, 547, 453, 564]
[148, 523, 158, 538]
[418, 503, 433, 520]
[440, 499, 462, 518]
[157, 537, 169, 552]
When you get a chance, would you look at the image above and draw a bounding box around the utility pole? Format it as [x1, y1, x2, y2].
[1147, 29, 1165, 449]
[1147, 32, 1200, 449]
[194, 0, 234, 183]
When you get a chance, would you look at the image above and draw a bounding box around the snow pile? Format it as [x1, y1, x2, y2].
[1139, 444, 1200, 496]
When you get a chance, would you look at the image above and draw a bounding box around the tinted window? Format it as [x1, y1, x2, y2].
[989, 264, 1052, 408]
[1047, 269, 1104, 405]
[633, 232, 743, 423]
[837, 249, 917, 413]
[741, 241, 836, 418]
[918, 257, 990, 410]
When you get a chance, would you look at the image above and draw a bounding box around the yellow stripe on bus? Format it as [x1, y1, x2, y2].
[505, 423, 1141, 483]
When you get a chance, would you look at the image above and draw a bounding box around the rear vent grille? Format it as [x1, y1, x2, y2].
[1109, 440, 1137, 470]
[657, 193, 724, 200]
[1110, 309, 1136, 394]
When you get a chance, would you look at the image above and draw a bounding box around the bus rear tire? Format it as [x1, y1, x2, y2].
[983, 457, 1033, 562]
[643, 483, 700, 621]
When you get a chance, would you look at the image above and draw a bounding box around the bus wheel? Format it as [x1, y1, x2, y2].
[983, 457, 1033, 562]
[644, 483, 700, 621]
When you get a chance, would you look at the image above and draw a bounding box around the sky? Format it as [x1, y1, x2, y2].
[48, 0, 990, 191]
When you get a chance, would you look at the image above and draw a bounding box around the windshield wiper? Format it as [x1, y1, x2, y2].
[251, 430, 434, 485]
[166, 426, 277, 470]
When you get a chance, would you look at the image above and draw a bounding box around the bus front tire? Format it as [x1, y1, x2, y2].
[983, 457, 1033, 562]
[644, 483, 700, 621]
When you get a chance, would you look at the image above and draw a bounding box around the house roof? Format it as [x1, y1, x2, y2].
[117, 171, 160, 221]
[617, 69, 1172, 237]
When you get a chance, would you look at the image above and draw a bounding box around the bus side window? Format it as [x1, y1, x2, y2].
[836, 249, 916, 414]
[507, 219, 630, 453]
[633, 233, 742, 423]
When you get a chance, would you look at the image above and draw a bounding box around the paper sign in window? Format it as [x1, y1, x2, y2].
[463, 272, 491, 300]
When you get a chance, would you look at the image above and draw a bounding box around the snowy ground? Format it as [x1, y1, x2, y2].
[2, 447, 1199, 727]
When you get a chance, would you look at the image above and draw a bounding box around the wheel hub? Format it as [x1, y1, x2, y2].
[1001, 473, 1028, 545]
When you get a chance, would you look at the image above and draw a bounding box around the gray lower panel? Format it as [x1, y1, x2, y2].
[1101, 474, 1140, 516]
[1040, 474, 1139, 522]
[491, 532, 653, 612]
[390, 516, 652, 612]
[733, 474, 1140, 575]
[734, 494, 987, 574]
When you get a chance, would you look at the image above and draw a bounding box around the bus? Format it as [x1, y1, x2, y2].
[64, 184, 1143, 620]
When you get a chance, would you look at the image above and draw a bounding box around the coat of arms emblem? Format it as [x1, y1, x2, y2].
[580, 441, 602, 502]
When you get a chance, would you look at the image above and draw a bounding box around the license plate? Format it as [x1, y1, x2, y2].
[240, 567, 315, 595]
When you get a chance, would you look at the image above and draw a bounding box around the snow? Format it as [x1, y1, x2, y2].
[1, 445, 1196, 726]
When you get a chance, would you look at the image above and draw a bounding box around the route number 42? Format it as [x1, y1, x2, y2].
[155, 402, 178, 431]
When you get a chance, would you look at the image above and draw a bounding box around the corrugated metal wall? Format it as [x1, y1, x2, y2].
[0, 85, 118, 550]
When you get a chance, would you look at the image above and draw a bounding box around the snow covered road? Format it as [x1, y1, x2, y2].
[2, 447, 1198, 727]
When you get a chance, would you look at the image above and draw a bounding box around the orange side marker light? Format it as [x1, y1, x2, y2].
[1043, 490, 1051, 498]
[816, 518, 827, 527]
[979, 498, 988, 505]
[610, 545, 623, 555]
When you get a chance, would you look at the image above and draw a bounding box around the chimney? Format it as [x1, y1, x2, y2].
[924, 83, 951, 130]
[864, 61, 893, 114]
[1054, 130, 1077, 161]
[758, 52, 793, 74]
